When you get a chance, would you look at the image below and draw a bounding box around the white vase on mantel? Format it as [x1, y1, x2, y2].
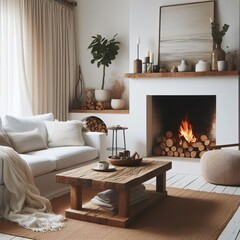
[195, 60, 210, 72]
[94, 89, 111, 102]
[178, 60, 190, 72]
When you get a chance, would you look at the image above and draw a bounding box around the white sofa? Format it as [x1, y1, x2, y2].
[0, 113, 107, 213]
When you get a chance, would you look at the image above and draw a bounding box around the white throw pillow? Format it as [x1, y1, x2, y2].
[7, 128, 48, 153]
[44, 120, 85, 147]
[0, 132, 13, 148]
[3, 113, 54, 143]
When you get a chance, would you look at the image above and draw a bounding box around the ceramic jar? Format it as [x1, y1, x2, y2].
[111, 99, 125, 110]
[178, 60, 190, 72]
[195, 60, 210, 72]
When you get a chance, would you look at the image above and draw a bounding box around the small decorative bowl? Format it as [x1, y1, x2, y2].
[107, 156, 142, 166]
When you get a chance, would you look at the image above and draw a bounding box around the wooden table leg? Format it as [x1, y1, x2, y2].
[118, 190, 129, 217]
[70, 185, 82, 210]
[156, 172, 167, 194]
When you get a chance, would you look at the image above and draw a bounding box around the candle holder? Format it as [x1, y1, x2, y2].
[133, 39, 142, 73]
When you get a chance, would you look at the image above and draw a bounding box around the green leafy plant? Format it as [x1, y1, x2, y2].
[211, 22, 229, 44]
[88, 34, 120, 90]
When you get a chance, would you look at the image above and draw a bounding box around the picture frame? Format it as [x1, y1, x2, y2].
[158, 1, 215, 71]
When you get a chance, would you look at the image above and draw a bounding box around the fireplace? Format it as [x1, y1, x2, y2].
[150, 95, 216, 158]
[127, 73, 239, 158]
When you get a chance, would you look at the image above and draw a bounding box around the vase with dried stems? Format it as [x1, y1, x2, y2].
[210, 21, 229, 71]
[111, 78, 125, 110]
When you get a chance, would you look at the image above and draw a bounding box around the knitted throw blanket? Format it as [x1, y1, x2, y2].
[0, 146, 66, 232]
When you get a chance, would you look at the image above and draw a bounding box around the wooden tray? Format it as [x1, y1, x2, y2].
[107, 157, 142, 166]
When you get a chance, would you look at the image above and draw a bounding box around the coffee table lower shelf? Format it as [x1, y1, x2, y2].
[65, 190, 166, 228]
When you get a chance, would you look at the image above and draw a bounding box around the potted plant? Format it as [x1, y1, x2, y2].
[88, 34, 120, 102]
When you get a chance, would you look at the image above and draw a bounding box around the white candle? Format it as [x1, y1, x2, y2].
[146, 50, 150, 57]
[137, 37, 140, 45]
[150, 52, 154, 63]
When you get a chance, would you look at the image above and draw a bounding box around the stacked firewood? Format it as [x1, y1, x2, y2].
[85, 116, 107, 133]
[152, 131, 216, 158]
[82, 100, 111, 110]
[82, 99, 95, 110]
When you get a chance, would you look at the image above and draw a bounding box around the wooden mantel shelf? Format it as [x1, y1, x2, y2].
[125, 70, 240, 78]
[69, 109, 129, 114]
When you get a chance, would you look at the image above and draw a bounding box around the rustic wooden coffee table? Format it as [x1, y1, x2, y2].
[56, 159, 171, 228]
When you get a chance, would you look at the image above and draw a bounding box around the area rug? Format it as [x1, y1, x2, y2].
[0, 186, 239, 240]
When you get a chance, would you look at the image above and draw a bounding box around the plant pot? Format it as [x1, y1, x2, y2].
[111, 99, 125, 110]
[95, 89, 111, 102]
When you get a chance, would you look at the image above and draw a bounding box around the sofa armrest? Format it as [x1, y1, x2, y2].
[82, 132, 107, 161]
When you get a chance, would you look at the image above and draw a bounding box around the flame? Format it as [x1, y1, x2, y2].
[179, 116, 196, 143]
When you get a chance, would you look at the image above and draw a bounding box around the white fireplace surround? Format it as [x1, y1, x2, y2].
[128, 74, 239, 157]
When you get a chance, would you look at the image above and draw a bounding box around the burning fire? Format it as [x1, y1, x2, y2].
[179, 116, 196, 143]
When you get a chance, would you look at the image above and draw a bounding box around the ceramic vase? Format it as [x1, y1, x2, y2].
[178, 60, 190, 72]
[211, 43, 226, 71]
[195, 60, 210, 72]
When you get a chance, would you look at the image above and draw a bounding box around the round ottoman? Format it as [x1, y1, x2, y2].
[201, 149, 240, 185]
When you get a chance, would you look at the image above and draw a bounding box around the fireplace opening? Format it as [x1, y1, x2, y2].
[149, 95, 216, 158]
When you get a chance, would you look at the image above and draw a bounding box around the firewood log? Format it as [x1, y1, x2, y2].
[188, 146, 193, 152]
[171, 146, 177, 152]
[177, 147, 183, 153]
[190, 151, 197, 158]
[200, 135, 208, 142]
[198, 145, 205, 152]
[179, 153, 185, 158]
[167, 150, 173, 157]
[182, 141, 188, 149]
[166, 139, 173, 147]
[165, 147, 170, 152]
[204, 139, 210, 146]
[192, 141, 202, 148]
[185, 151, 190, 158]
[174, 151, 179, 157]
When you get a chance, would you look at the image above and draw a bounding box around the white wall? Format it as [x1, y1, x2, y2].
[74, 0, 130, 93]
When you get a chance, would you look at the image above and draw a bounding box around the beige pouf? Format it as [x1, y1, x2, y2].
[201, 149, 240, 186]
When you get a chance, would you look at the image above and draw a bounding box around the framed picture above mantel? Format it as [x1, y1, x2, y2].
[158, 1, 215, 71]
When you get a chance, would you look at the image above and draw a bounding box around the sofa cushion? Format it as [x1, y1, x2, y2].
[3, 113, 54, 143]
[44, 120, 85, 147]
[27, 146, 98, 170]
[20, 154, 56, 177]
[0, 132, 13, 148]
[7, 129, 47, 154]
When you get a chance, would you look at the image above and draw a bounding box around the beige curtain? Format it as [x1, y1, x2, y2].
[0, 0, 76, 120]
[23, 0, 76, 120]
